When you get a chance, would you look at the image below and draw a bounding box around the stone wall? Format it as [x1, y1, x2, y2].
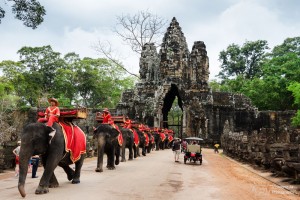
[221, 111, 300, 180]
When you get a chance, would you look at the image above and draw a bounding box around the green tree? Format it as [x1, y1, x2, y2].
[218, 40, 269, 80]
[271, 37, 300, 57]
[288, 82, 300, 126]
[0, 0, 46, 29]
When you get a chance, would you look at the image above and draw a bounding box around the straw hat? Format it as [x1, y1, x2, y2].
[48, 98, 59, 106]
[17, 140, 21, 145]
[103, 108, 109, 112]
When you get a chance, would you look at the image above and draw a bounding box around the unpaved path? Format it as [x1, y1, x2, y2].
[0, 148, 299, 200]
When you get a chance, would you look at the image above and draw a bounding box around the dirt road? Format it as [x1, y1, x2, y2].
[0, 148, 299, 200]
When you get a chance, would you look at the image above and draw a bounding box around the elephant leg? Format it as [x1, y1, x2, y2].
[142, 146, 146, 156]
[106, 148, 116, 170]
[49, 173, 59, 188]
[72, 155, 85, 184]
[115, 146, 120, 166]
[60, 165, 74, 181]
[36, 154, 61, 194]
[137, 146, 141, 157]
[95, 142, 104, 172]
[128, 146, 133, 160]
[121, 145, 126, 162]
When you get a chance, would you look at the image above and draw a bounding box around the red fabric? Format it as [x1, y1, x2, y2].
[111, 124, 123, 146]
[59, 122, 86, 163]
[38, 111, 45, 117]
[160, 133, 166, 142]
[47, 115, 59, 127]
[118, 133, 123, 146]
[124, 119, 132, 129]
[102, 113, 112, 123]
[60, 110, 77, 115]
[150, 135, 154, 144]
[45, 106, 60, 118]
[15, 156, 19, 165]
[132, 129, 140, 147]
[144, 133, 149, 146]
[38, 118, 48, 123]
[168, 135, 174, 142]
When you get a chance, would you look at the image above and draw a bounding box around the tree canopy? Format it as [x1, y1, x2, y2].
[0, 45, 136, 108]
[0, 0, 46, 29]
[213, 36, 300, 112]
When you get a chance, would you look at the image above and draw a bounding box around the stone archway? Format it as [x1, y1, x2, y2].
[115, 17, 257, 142]
[161, 84, 183, 128]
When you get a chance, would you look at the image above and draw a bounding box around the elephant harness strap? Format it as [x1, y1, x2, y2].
[58, 122, 86, 163]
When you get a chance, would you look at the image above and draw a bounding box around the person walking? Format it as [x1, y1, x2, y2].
[172, 138, 181, 162]
[12, 141, 21, 177]
[30, 155, 40, 178]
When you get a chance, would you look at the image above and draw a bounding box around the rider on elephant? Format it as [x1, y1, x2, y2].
[38, 98, 60, 135]
[101, 108, 123, 144]
[123, 116, 132, 129]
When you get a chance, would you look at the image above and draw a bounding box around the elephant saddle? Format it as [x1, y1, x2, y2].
[59, 122, 86, 163]
[132, 129, 140, 147]
[160, 133, 166, 142]
[168, 135, 174, 142]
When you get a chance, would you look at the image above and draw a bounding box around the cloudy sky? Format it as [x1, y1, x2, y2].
[0, 0, 300, 80]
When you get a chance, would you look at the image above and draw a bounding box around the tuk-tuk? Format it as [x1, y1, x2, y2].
[183, 137, 203, 165]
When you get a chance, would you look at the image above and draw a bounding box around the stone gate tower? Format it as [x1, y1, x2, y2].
[116, 18, 256, 141]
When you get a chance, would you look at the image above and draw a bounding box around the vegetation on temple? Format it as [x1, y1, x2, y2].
[212, 36, 300, 125]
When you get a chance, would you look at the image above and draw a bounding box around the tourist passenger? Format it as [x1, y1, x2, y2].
[172, 138, 181, 162]
[101, 108, 112, 124]
[12, 141, 21, 177]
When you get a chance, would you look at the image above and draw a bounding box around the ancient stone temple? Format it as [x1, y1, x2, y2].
[116, 17, 257, 142]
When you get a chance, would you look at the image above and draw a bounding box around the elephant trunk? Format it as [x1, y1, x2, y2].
[18, 145, 32, 197]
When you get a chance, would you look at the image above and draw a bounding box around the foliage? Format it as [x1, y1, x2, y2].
[218, 40, 269, 80]
[0, 0, 46, 29]
[0, 45, 136, 109]
[215, 37, 300, 111]
[288, 82, 300, 126]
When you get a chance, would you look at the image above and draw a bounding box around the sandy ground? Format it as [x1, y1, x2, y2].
[0, 148, 299, 200]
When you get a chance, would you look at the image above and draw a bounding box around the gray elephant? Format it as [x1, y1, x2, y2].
[120, 127, 134, 162]
[18, 122, 85, 197]
[93, 124, 121, 172]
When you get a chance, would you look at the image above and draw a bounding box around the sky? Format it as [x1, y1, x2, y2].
[0, 0, 300, 80]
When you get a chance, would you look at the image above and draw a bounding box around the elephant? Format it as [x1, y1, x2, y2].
[133, 128, 146, 157]
[153, 131, 162, 150]
[93, 124, 121, 172]
[146, 132, 155, 153]
[120, 127, 134, 162]
[18, 122, 85, 197]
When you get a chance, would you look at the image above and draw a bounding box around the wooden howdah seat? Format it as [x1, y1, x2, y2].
[95, 113, 125, 123]
[38, 108, 88, 120]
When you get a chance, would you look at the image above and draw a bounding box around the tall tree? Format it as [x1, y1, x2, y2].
[288, 82, 300, 126]
[0, 0, 46, 29]
[218, 40, 269, 80]
[95, 10, 167, 78]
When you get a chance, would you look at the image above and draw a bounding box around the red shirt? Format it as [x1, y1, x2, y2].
[124, 119, 132, 129]
[102, 113, 112, 123]
[45, 106, 60, 119]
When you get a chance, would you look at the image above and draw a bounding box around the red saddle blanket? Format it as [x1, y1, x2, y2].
[168, 135, 174, 142]
[59, 122, 86, 163]
[160, 133, 166, 142]
[132, 129, 140, 147]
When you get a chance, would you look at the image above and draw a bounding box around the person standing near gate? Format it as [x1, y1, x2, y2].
[172, 138, 181, 162]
